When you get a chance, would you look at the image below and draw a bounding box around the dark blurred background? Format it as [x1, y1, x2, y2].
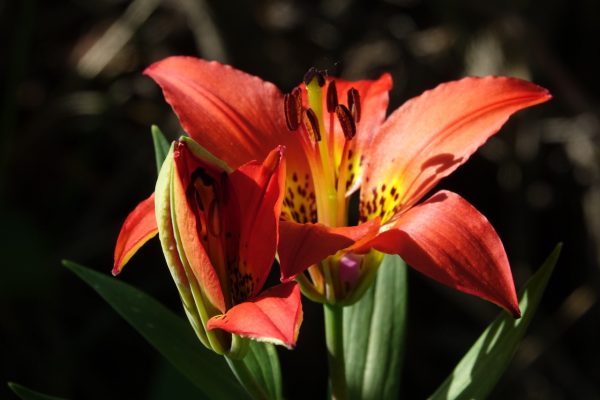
[2, 0, 599, 398]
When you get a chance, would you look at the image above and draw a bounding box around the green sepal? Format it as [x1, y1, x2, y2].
[62, 260, 249, 399]
[180, 136, 231, 173]
[8, 382, 67, 400]
[343, 254, 408, 400]
[226, 341, 283, 400]
[151, 125, 170, 175]
[428, 243, 562, 400]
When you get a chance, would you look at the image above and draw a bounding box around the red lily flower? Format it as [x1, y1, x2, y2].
[143, 56, 551, 316]
[113, 138, 302, 351]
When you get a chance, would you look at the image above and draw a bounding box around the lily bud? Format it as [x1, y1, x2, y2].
[115, 137, 303, 356]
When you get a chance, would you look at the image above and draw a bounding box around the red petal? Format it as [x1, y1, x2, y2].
[229, 146, 286, 297]
[145, 57, 299, 168]
[172, 144, 226, 313]
[278, 218, 381, 282]
[113, 194, 158, 275]
[361, 77, 551, 220]
[366, 190, 520, 317]
[207, 282, 303, 348]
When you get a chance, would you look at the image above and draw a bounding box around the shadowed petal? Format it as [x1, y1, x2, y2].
[366, 190, 520, 317]
[113, 193, 158, 275]
[278, 218, 381, 282]
[229, 146, 286, 298]
[361, 77, 551, 222]
[207, 282, 303, 348]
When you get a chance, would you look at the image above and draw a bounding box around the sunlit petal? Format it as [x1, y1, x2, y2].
[361, 77, 551, 222]
[207, 282, 303, 348]
[365, 190, 520, 316]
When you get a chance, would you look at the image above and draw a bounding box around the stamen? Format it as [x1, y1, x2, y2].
[284, 89, 301, 131]
[335, 104, 356, 140]
[303, 67, 326, 87]
[347, 88, 361, 123]
[302, 108, 321, 142]
[326, 81, 338, 113]
[207, 199, 221, 237]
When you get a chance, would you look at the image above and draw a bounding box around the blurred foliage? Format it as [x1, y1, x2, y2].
[1, 0, 599, 399]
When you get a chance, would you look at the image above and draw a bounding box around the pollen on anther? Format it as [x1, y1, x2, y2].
[348, 88, 361, 123]
[302, 108, 321, 142]
[335, 104, 356, 140]
[326, 81, 338, 113]
[284, 89, 302, 131]
[304, 67, 326, 87]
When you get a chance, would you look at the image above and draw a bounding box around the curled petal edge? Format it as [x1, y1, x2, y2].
[113, 193, 158, 275]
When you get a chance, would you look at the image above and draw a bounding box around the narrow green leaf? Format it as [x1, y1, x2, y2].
[63, 260, 248, 400]
[226, 341, 283, 400]
[343, 254, 408, 400]
[429, 243, 562, 400]
[8, 382, 66, 400]
[151, 125, 170, 174]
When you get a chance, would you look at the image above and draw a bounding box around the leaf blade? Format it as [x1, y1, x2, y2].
[63, 260, 248, 399]
[428, 243, 562, 400]
[151, 124, 170, 174]
[8, 382, 67, 400]
[343, 253, 408, 400]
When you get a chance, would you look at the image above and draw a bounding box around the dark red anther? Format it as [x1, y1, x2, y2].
[302, 108, 321, 142]
[303, 67, 326, 87]
[326, 80, 338, 113]
[335, 104, 356, 140]
[347, 87, 361, 123]
[284, 88, 302, 131]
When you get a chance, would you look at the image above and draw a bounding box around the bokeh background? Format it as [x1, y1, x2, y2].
[2, 0, 599, 398]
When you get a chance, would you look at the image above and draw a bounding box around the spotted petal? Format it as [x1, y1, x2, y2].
[364, 190, 520, 317]
[207, 282, 303, 348]
[113, 193, 158, 275]
[361, 76, 551, 222]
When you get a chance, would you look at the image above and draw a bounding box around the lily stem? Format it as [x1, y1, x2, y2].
[324, 303, 347, 400]
[226, 355, 269, 400]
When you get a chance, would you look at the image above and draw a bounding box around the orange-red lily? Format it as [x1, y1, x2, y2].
[113, 138, 302, 352]
[142, 56, 551, 316]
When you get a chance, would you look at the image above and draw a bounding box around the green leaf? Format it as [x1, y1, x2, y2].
[428, 243, 562, 400]
[343, 254, 408, 400]
[151, 125, 170, 175]
[8, 382, 67, 400]
[226, 341, 283, 400]
[63, 260, 248, 400]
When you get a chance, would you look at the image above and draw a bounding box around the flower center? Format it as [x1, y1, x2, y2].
[284, 68, 362, 227]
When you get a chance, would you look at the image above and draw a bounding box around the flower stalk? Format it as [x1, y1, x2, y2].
[324, 303, 347, 400]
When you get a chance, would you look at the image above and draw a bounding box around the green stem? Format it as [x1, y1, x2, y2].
[324, 304, 347, 400]
[226, 355, 269, 400]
